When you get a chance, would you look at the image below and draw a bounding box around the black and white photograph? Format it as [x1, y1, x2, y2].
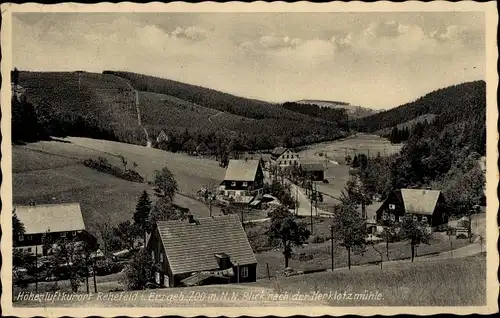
[1, 2, 498, 316]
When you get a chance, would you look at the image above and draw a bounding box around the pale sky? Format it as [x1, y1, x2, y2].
[12, 12, 485, 109]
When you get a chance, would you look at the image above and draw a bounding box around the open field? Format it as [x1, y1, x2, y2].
[13, 254, 486, 307]
[13, 138, 225, 235]
[298, 133, 402, 164]
[254, 226, 475, 279]
[254, 254, 486, 306]
[293, 134, 399, 206]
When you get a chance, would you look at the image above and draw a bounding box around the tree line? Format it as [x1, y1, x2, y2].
[281, 101, 350, 129]
[13, 68, 348, 152]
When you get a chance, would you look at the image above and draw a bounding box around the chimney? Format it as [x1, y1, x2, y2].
[187, 214, 195, 224]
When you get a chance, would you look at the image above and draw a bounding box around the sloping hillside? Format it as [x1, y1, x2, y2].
[16, 70, 347, 151]
[351, 81, 486, 133]
[13, 137, 227, 235]
[296, 99, 378, 119]
[375, 114, 437, 136]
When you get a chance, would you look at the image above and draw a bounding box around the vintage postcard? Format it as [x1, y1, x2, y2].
[1, 1, 498, 316]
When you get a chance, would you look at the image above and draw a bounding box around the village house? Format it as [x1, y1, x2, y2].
[270, 147, 300, 168]
[147, 214, 257, 287]
[300, 162, 326, 181]
[13, 202, 98, 256]
[375, 188, 449, 229]
[222, 159, 264, 201]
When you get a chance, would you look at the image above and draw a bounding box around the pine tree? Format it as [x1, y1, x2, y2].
[134, 190, 152, 244]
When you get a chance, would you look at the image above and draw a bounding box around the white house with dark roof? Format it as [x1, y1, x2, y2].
[147, 214, 257, 287]
[270, 147, 300, 168]
[222, 159, 264, 200]
[13, 202, 97, 256]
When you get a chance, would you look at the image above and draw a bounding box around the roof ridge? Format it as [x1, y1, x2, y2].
[15, 202, 81, 208]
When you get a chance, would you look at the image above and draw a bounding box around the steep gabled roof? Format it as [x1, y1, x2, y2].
[271, 147, 287, 155]
[156, 214, 257, 275]
[301, 163, 326, 172]
[224, 159, 261, 181]
[14, 203, 86, 235]
[400, 189, 442, 215]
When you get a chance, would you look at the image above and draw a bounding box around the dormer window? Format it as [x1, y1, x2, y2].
[422, 216, 428, 222]
[231, 181, 236, 187]
[18, 235, 24, 241]
[413, 215, 418, 221]
[242, 182, 248, 187]
[61, 232, 66, 238]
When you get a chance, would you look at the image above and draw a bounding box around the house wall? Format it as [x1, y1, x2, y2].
[148, 228, 173, 287]
[14, 230, 97, 255]
[172, 263, 257, 287]
[230, 263, 257, 283]
[376, 191, 448, 227]
[303, 170, 324, 181]
[376, 191, 406, 222]
[275, 150, 300, 167]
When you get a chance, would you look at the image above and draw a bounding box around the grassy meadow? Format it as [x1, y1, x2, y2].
[258, 254, 486, 306]
[13, 138, 226, 235]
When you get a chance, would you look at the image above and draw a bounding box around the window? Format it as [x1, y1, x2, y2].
[160, 252, 164, 263]
[241, 266, 249, 278]
[422, 216, 428, 222]
[398, 216, 403, 222]
[381, 213, 388, 220]
[231, 181, 236, 187]
[413, 215, 418, 221]
[151, 251, 155, 261]
[26, 235, 32, 240]
[27, 247, 32, 253]
[60, 232, 66, 238]
[389, 204, 396, 210]
[18, 235, 24, 241]
[390, 214, 396, 221]
[242, 182, 248, 187]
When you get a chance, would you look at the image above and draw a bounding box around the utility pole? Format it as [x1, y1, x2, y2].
[310, 176, 314, 235]
[294, 185, 298, 215]
[35, 246, 38, 294]
[330, 225, 334, 271]
[93, 260, 98, 293]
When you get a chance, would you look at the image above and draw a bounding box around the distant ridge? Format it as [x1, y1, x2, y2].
[295, 99, 379, 119]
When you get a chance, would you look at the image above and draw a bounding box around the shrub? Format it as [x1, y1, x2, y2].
[122, 249, 159, 290]
[436, 224, 449, 232]
[94, 258, 124, 276]
[308, 235, 326, 244]
[83, 157, 144, 183]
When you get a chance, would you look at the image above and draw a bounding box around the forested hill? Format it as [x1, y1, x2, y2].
[351, 80, 486, 134]
[352, 80, 486, 214]
[103, 71, 308, 121]
[12, 69, 347, 152]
